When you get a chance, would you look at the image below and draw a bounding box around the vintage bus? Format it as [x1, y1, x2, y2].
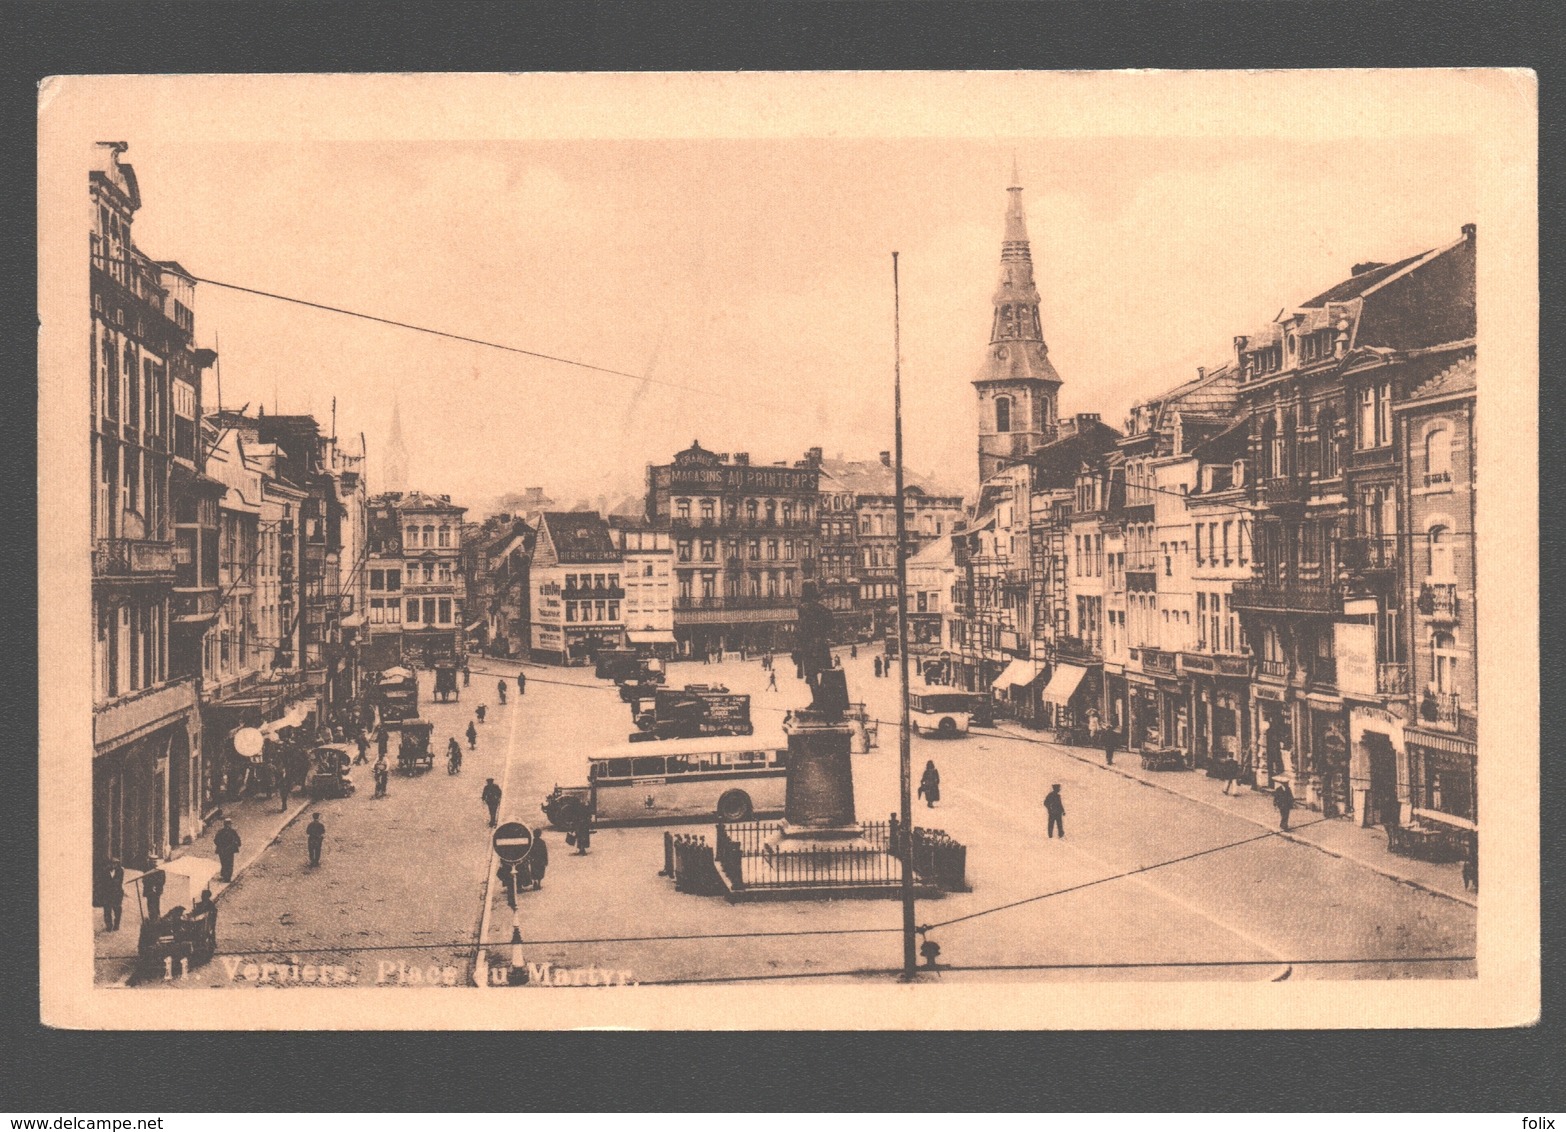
[909, 684, 976, 738]
[541, 735, 790, 827]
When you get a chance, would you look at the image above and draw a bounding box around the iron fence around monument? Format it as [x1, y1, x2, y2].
[710, 819, 968, 892]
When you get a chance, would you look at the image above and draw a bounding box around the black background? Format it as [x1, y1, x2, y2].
[4, 0, 1561, 1113]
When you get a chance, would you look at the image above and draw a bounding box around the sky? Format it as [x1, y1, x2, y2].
[118, 128, 1474, 516]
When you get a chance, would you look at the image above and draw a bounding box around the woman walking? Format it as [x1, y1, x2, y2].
[917, 760, 941, 808]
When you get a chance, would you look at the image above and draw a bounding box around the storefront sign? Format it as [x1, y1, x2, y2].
[533, 625, 564, 652]
[1334, 622, 1378, 698]
[1252, 683, 1288, 702]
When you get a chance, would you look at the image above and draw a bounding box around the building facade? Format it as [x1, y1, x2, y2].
[609, 517, 677, 657]
[394, 492, 468, 665]
[530, 512, 626, 665]
[645, 442, 819, 657]
[461, 516, 534, 659]
[90, 142, 216, 870]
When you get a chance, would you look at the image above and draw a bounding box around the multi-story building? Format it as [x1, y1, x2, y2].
[814, 449, 964, 643]
[1232, 225, 1475, 817]
[1115, 368, 1243, 758]
[393, 492, 468, 665]
[461, 515, 534, 659]
[363, 498, 406, 672]
[1183, 420, 1255, 769]
[530, 512, 625, 665]
[816, 470, 862, 638]
[644, 442, 818, 657]
[1392, 352, 1477, 833]
[906, 534, 957, 681]
[90, 142, 217, 869]
[609, 516, 677, 658]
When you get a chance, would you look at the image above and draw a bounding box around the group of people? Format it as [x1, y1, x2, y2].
[914, 759, 1068, 840]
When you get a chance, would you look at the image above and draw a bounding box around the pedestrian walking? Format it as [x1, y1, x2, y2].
[373, 756, 390, 798]
[572, 813, 593, 855]
[306, 814, 327, 866]
[214, 819, 242, 882]
[874, 656, 883, 678]
[498, 679, 507, 705]
[1044, 784, 1066, 839]
[277, 764, 292, 813]
[142, 867, 166, 922]
[517, 670, 526, 696]
[1273, 782, 1295, 831]
[476, 704, 487, 725]
[530, 832, 548, 889]
[96, 857, 125, 931]
[767, 669, 778, 692]
[917, 760, 941, 808]
[462, 663, 471, 687]
[447, 736, 463, 774]
[1102, 727, 1117, 767]
[467, 720, 479, 750]
[1220, 756, 1240, 795]
[376, 726, 389, 759]
[481, 778, 502, 827]
[354, 731, 370, 765]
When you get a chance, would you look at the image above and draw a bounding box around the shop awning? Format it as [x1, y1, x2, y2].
[627, 630, 678, 645]
[991, 658, 1044, 690]
[1041, 663, 1089, 706]
[1412, 807, 1477, 832]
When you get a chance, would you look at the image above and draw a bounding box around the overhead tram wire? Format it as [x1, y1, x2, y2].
[181, 270, 820, 422]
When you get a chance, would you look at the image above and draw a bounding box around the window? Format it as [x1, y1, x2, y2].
[565, 602, 577, 622]
[370, 569, 384, 591]
[767, 539, 778, 560]
[423, 525, 435, 548]
[1319, 409, 1341, 478]
[437, 598, 451, 624]
[595, 600, 607, 621]
[1432, 631, 1459, 694]
[699, 499, 715, 522]
[423, 598, 437, 624]
[1425, 425, 1453, 486]
[1357, 382, 1392, 449]
[995, 396, 1012, 433]
[1427, 525, 1453, 579]
[438, 524, 450, 548]
[1235, 521, 1246, 567]
[700, 540, 715, 562]
[406, 598, 420, 624]
[386, 569, 400, 591]
[748, 538, 760, 560]
[608, 601, 619, 620]
[676, 499, 691, 521]
[1195, 526, 1204, 565]
[677, 540, 691, 563]
[700, 574, 715, 601]
[1163, 543, 1172, 576]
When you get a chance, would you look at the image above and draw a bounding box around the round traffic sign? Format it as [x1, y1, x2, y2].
[492, 821, 534, 862]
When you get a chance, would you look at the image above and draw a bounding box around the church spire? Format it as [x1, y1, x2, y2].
[382, 388, 410, 494]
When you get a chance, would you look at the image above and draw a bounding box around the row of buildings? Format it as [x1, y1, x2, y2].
[89, 144, 475, 871]
[915, 171, 1479, 838]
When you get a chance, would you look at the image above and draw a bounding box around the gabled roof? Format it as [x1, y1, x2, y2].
[1026, 419, 1125, 490]
[1405, 352, 1476, 402]
[818, 457, 962, 501]
[538, 512, 621, 564]
[1191, 418, 1251, 464]
[1301, 253, 1427, 307]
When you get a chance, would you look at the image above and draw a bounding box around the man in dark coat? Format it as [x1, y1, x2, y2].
[277, 762, 292, 813]
[481, 779, 502, 827]
[354, 731, 370, 765]
[96, 858, 125, 930]
[376, 726, 389, 759]
[467, 720, 479, 750]
[1044, 785, 1066, 839]
[1273, 782, 1295, 831]
[874, 656, 883, 679]
[1102, 727, 1117, 767]
[214, 820, 242, 882]
[142, 867, 166, 922]
[529, 832, 548, 889]
[306, 813, 327, 866]
[574, 813, 593, 855]
[498, 679, 508, 705]
[463, 663, 471, 687]
[517, 670, 526, 695]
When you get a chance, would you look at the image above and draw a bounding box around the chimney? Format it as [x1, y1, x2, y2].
[734, 452, 749, 466]
[1196, 366, 1206, 381]
[806, 446, 823, 465]
[879, 451, 891, 467]
[1462, 222, 1476, 243]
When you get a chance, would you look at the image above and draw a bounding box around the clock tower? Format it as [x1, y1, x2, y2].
[974, 163, 1061, 483]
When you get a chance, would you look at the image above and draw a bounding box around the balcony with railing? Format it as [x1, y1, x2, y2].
[1421, 691, 1464, 732]
[1341, 536, 1399, 576]
[94, 538, 175, 578]
[1420, 582, 1459, 622]
[1232, 579, 1343, 615]
[675, 595, 798, 613]
[1256, 658, 1289, 680]
[1258, 474, 1309, 504]
[1054, 634, 1102, 664]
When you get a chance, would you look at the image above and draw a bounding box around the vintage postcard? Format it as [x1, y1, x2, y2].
[37, 70, 1538, 1029]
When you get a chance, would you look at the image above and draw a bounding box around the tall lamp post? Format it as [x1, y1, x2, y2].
[892, 252, 917, 981]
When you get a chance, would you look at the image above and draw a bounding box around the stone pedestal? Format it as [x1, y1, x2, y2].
[773, 711, 873, 852]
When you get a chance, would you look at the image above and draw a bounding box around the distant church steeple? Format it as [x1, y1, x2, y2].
[382, 389, 410, 494]
[973, 164, 1062, 483]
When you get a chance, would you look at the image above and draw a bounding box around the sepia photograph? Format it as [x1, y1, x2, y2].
[35, 69, 1538, 1031]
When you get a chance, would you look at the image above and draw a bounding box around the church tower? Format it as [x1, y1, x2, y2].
[974, 163, 1062, 483]
[382, 389, 410, 494]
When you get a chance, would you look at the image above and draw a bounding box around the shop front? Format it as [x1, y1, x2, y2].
[1103, 667, 1127, 737]
[1251, 682, 1294, 787]
[1126, 673, 1161, 751]
[1307, 696, 1351, 817]
[1406, 727, 1476, 828]
[565, 625, 626, 666]
[992, 657, 1046, 727]
[1349, 703, 1409, 828]
[1041, 662, 1102, 739]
